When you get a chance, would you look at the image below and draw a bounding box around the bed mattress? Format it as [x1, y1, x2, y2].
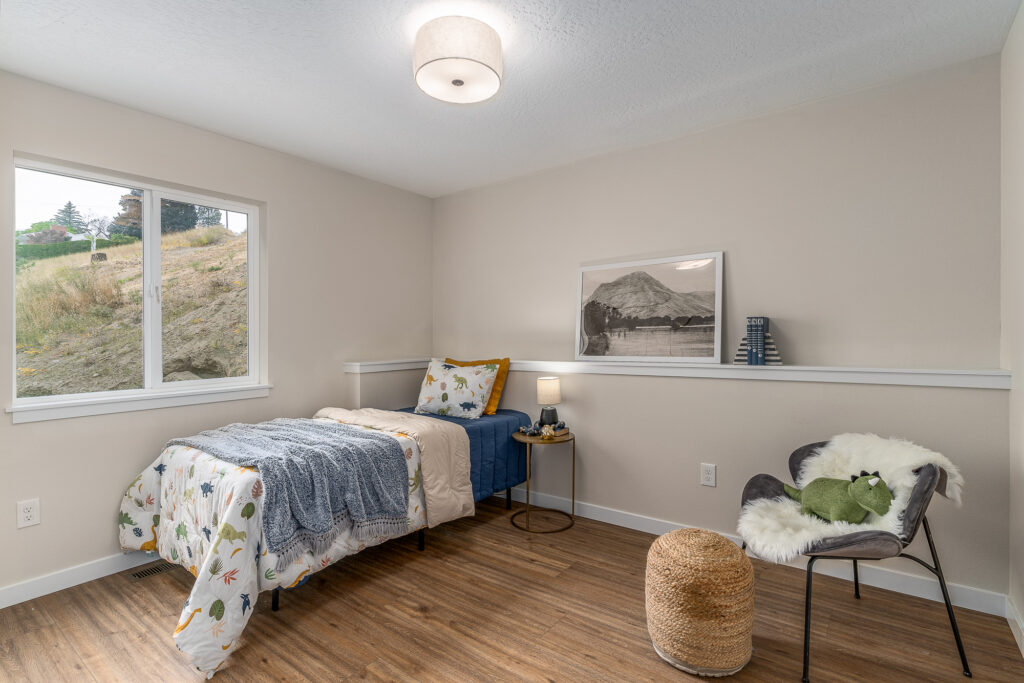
[398, 408, 531, 501]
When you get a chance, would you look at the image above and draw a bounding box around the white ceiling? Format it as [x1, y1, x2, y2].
[0, 1, 1020, 197]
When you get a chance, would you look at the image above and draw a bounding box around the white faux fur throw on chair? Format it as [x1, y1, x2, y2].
[737, 433, 963, 564]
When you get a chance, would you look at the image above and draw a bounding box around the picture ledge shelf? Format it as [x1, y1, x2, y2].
[342, 359, 1010, 390]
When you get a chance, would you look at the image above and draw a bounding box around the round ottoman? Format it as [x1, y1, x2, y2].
[645, 528, 754, 676]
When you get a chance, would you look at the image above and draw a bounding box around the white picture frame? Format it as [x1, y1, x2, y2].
[575, 251, 723, 363]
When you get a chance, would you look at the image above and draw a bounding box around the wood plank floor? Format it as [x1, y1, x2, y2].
[1, 498, 1022, 682]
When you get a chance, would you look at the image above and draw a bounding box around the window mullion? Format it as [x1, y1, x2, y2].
[142, 191, 163, 389]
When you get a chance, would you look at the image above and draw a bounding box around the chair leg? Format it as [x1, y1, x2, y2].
[417, 528, 426, 551]
[506, 487, 512, 510]
[853, 559, 861, 599]
[922, 517, 971, 677]
[271, 587, 280, 612]
[803, 556, 817, 683]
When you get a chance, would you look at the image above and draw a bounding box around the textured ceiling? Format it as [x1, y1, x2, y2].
[0, 1, 1020, 197]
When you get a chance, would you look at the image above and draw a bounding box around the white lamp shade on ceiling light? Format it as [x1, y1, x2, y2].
[414, 16, 503, 104]
[536, 377, 561, 406]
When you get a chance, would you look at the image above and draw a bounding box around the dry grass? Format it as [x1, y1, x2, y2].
[15, 225, 237, 345]
[160, 225, 234, 250]
[15, 227, 249, 395]
[16, 266, 124, 346]
[15, 240, 143, 347]
[17, 240, 142, 281]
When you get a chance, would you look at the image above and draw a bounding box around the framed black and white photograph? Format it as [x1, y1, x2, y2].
[575, 252, 723, 363]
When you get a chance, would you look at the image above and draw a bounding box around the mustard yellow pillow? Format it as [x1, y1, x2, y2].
[445, 357, 510, 415]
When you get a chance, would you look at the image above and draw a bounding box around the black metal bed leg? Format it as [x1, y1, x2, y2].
[505, 487, 512, 510]
[803, 556, 817, 683]
[853, 559, 861, 599]
[417, 528, 425, 551]
[271, 588, 280, 612]
[922, 517, 971, 677]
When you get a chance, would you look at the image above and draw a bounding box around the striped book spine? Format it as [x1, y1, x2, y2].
[750, 316, 767, 365]
[746, 317, 755, 365]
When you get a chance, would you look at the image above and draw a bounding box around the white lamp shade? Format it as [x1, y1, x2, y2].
[414, 16, 502, 104]
[537, 377, 561, 406]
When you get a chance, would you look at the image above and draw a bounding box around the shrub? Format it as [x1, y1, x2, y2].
[160, 225, 233, 250]
[15, 237, 139, 262]
[16, 266, 124, 346]
[189, 225, 232, 247]
[109, 224, 142, 240]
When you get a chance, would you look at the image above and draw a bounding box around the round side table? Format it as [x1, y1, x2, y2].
[510, 431, 575, 533]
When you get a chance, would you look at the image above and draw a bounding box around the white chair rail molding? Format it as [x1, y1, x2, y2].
[342, 359, 1011, 390]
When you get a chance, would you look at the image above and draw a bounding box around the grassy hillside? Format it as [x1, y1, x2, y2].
[16, 226, 248, 398]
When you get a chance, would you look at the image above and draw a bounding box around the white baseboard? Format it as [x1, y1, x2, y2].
[1008, 597, 1024, 658]
[507, 487, 1009, 618]
[0, 550, 155, 610]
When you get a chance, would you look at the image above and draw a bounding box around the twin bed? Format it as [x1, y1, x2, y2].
[118, 406, 530, 676]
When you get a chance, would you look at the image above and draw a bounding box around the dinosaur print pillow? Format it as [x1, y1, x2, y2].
[415, 358, 499, 419]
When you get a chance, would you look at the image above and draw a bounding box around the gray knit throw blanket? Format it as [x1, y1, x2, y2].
[167, 418, 409, 570]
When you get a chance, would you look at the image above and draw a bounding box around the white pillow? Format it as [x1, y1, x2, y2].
[415, 358, 498, 419]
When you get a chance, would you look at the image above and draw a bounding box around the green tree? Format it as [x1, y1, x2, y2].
[196, 206, 223, 227]
[110, 189, 142, 239]
[52, 201, 85, 233]
[160, 199, 198, 233]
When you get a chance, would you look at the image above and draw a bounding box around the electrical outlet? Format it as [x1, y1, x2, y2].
[17, 498, 40, 528]
[700, 463, 717, 487]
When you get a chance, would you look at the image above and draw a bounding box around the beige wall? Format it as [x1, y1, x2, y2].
[1002, 4, 1024, 628]
[434, 57, 1001, 370]
[0, 71, 433, 589]
[432, 58, 1009, 592]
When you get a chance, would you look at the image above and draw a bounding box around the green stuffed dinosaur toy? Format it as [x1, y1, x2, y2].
[784, 470, 894, 523]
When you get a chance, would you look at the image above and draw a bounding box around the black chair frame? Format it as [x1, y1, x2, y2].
[801, 516, 970, 682]
[741, 441, 971, 682]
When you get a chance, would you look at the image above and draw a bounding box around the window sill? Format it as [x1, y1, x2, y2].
[6, 383, 272, 424]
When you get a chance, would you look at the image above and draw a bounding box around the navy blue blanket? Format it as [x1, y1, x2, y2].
[398, 408, 531, 501]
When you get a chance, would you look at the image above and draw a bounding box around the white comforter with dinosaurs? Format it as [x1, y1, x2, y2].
[118, 416, 431, 676]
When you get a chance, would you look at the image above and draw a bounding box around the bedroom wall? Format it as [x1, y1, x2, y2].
[1001, 3, 1024, 643]
[432, 57, 1010, 593]
[0, 71, 433, 590]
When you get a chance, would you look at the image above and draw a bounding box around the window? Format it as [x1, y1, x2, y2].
[11, 160, 266, 422]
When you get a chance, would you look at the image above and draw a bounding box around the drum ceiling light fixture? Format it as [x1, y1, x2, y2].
[413, 16, 503, 104]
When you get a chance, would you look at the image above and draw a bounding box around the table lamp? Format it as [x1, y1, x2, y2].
[537, 376, 561, 426]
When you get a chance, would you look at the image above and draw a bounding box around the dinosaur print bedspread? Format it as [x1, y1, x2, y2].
[118, 418, 427, 676]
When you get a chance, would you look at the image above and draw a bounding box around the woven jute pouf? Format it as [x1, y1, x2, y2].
[645, 528, 754, 677]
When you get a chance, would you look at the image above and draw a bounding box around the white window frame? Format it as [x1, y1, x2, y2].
[8, 158, 270, 423]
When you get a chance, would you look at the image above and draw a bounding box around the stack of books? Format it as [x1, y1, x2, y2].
[746, 317, 768, 365]
[733, 316, 783, 365]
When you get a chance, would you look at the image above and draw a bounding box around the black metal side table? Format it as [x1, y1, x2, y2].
[510, 431, 575, 533]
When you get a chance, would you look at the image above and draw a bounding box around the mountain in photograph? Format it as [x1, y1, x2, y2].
[587, 271, 714, 320]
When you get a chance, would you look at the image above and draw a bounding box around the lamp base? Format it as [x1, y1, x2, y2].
[539, 406, 559, 426]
